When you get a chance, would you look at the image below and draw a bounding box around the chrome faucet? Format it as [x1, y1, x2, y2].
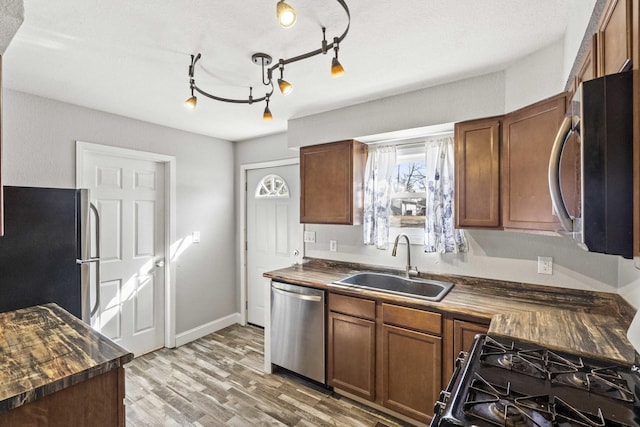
[392, 233, 419, 278]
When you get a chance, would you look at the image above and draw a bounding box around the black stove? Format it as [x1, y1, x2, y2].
[432, 335, 640, 427]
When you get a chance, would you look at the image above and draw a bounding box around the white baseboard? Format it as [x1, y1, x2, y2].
[175, 312, 242, 347]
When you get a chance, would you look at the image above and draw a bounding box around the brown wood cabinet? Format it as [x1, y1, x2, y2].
[300, 140, 367, 225]
[327, 293, 376, 401]
[0, 368, 126, 426]
[501, 93, 568, 231]
[328, 293, 444, 423]
[598, 0, 633, 76]
[442, 317, 489, 385]
[380, 304, 442, 422]
[574, 34, 598, 92]
[454, 117, 502, 228]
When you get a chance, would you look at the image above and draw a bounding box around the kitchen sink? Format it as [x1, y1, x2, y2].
[334, 272, 453, 302]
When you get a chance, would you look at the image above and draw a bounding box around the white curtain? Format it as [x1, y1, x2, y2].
[424, 136, 467, 253]
[363, 145, 396, 249]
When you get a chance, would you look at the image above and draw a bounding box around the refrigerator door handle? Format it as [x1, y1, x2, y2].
[88, 203, 101, 317]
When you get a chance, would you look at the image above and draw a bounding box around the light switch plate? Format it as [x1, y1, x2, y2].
[304, 231, 316, 243]
[329, 240, 337, 252]
[192, 231, 201, 243]
[537, 256, 552, 274]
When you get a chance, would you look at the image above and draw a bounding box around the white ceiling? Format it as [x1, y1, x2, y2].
[3, 1, 573, 142]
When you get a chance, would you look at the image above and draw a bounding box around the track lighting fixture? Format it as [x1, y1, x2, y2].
[331, 38, 345, 77]
[185, 0, 350, 120]
[263, 96, 273, 121]
[276, 0, 297, 28]
[277, 62, 293, 96]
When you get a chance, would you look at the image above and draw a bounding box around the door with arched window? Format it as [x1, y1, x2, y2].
[246, 164, 300, 326]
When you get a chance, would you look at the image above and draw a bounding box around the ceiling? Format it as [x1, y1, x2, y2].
[3, 1, 574, 142]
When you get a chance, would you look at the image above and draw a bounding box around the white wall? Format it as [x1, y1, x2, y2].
[619, 260, 640, 309]
[288, 72, 506, 148]
[563, 0, 600, 85]
[504, 38, 566, 112]
[305, 225, 619, 293]
[3, 89, 236, 335]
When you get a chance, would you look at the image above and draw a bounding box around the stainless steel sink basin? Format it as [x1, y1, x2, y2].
[334, 272, 453, 302]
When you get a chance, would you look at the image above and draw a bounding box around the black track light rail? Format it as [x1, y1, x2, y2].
[187, 0, 350, 106]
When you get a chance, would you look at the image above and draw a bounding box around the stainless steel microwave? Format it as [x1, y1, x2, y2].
[548, 70, 633, 258]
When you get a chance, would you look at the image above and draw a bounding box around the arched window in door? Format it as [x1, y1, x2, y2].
[255, 174, 290, 198]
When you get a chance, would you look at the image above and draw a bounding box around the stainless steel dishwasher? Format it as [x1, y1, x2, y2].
[270, 281, 325, 384]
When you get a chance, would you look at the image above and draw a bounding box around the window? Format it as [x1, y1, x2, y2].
[389, 145, 426, 243]
[255, 174, 290, 198]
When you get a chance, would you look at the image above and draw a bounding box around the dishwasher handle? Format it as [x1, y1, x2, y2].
[272, 284, 323, 302]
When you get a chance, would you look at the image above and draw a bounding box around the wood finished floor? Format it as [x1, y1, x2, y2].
[125, 324, 410, 426]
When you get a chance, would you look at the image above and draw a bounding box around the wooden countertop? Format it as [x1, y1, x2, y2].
[0, 303, 133, 413]
[264, 258, 638, 365]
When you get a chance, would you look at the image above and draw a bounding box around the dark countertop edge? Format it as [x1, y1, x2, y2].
[0, 304, 134, 413]
[0, 358, 129, 413]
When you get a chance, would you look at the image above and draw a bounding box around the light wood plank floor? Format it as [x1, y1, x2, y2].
[125, 324, 409, 426]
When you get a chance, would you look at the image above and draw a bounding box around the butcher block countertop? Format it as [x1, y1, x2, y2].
[0, 303, 133, 413]
[264, 258, 638, 365]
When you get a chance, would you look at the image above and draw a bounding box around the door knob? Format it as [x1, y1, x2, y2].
[155, 260, 165, 268]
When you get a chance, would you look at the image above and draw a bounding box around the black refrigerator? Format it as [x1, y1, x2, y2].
[0, 186, 99, 322]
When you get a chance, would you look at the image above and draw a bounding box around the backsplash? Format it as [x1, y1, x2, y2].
[304, 224, 620, 293]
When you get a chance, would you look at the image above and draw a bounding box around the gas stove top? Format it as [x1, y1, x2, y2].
[433, 335, 640, 427]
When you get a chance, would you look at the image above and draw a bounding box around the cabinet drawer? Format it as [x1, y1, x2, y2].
[382, 303, 441, 335]
[328, 293, 375, 320]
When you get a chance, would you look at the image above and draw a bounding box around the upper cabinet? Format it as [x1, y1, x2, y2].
[300, 140, 367, 225]
[455, 93, 568, 233]
[454, 117, 502, 229]
[501, 93, 568, 231]
[597, 0, 633, 76]
[573, 34, 598, 92]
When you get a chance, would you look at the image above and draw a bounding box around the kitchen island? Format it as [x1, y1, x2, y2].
[0, 303, 133, 426]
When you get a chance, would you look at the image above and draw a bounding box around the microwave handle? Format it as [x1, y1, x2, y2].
[548, 115, 575, 232]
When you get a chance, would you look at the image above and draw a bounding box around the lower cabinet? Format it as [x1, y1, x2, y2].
[443, 317, 490, 385]
[328, 292, 443, 424]
[327, 310, 376, 400]
[381, 324, 442, 421]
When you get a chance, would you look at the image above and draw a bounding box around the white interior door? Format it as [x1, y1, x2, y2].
[246, 165, 300, 327]
[81, 152, 165, 356]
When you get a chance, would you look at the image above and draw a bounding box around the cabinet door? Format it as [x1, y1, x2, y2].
[327, 311, 376, 401]
[598, 0, 632, 76]
[575, 33, 598, 90]
[502, 94, 567, 231]
[452, 320, 488, 357]
[454, 117, 501, 228]
[300, 140, 366, 225]
[381, 324, 442, 422]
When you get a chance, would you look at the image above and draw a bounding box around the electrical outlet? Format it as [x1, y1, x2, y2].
[329, 240, 337, 252]
[303, 231, 316, 243]
[537, 256, 553, 274]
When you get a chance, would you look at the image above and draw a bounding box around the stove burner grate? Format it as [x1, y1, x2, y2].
[462, 373, 634, 427]
[479, 337, 635, 402]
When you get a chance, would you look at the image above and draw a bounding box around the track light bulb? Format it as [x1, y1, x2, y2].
[277, 1, 296, 28]
[331, 57, 345, 77]
[263, 101, 273, 121]
[278, 78, 293, 96]
[184, 95, 197, 109]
